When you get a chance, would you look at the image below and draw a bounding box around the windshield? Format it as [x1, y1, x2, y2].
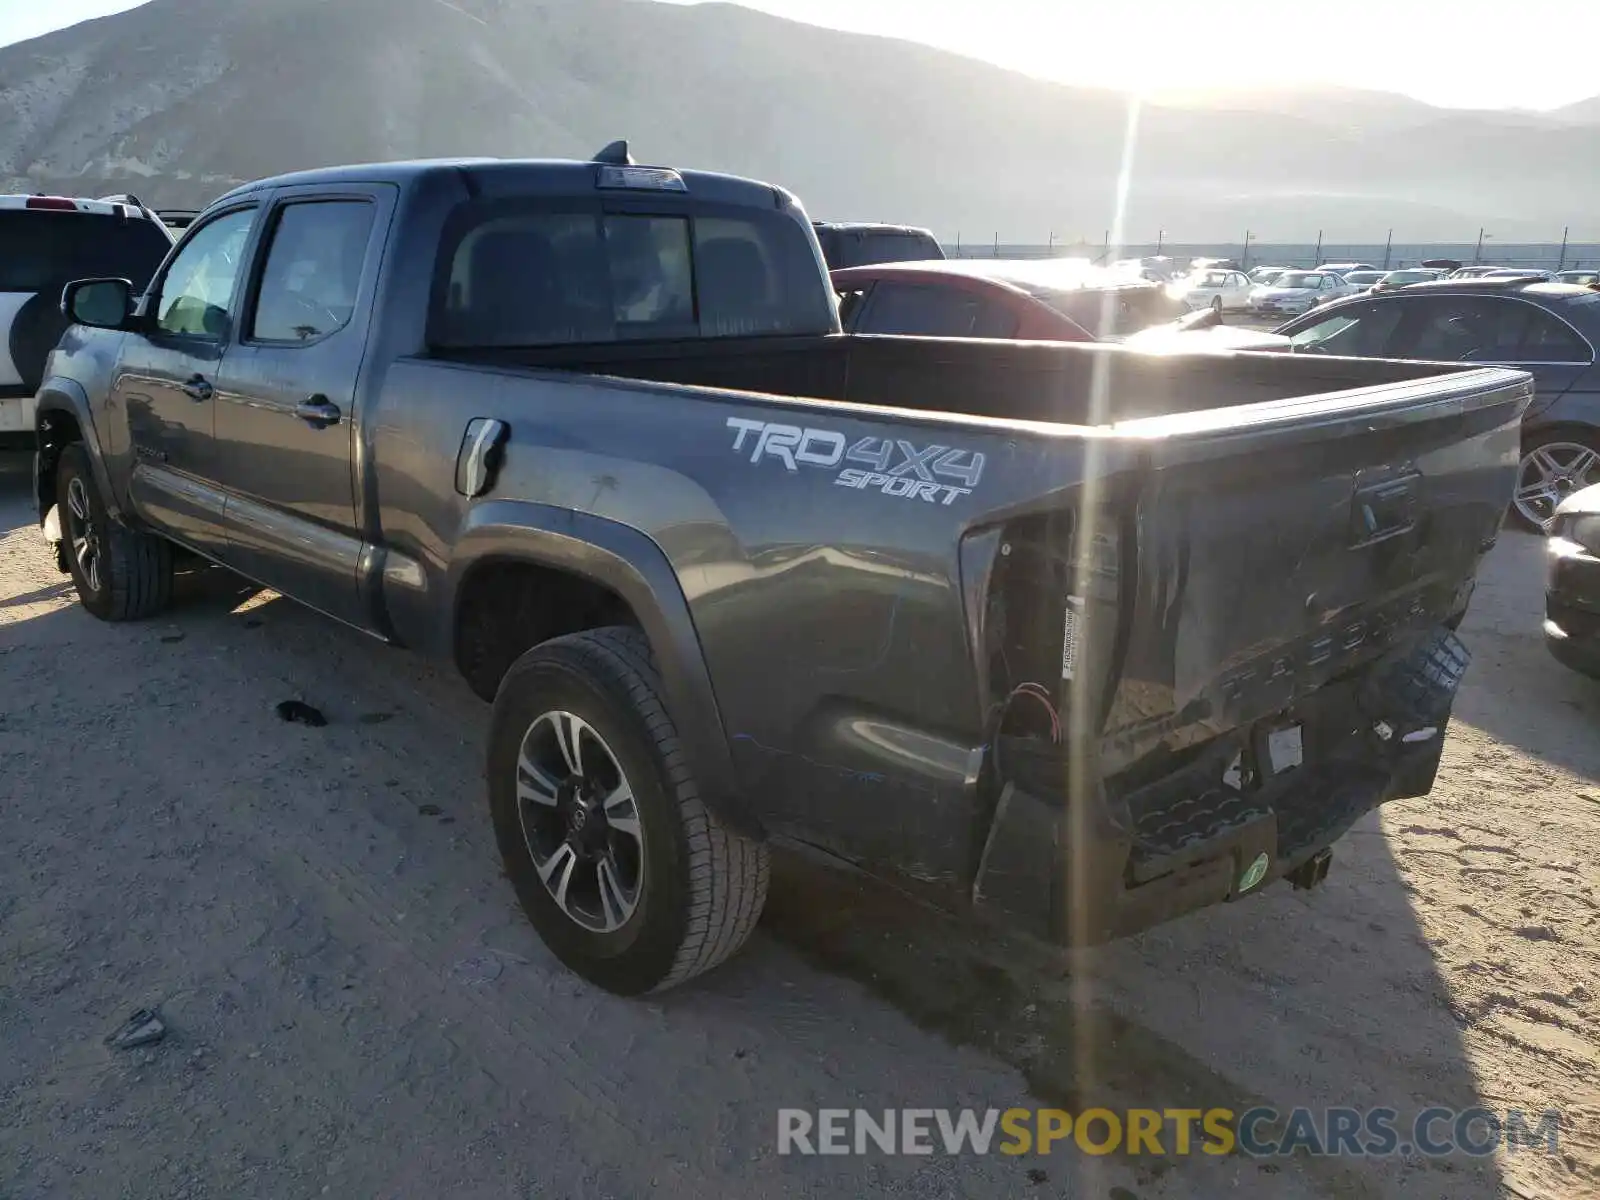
[1275, 272, 1322, 288]
[1383, 270, 1430, 284]
[1025, 283, 1182, 336]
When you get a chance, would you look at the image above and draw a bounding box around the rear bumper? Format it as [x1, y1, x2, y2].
[1545, 535, 1600, 678]
[973, 628, 1467, 944]
[0, 391, 37, 435]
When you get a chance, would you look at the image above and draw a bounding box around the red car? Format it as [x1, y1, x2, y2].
[832, 258, 1183, 342]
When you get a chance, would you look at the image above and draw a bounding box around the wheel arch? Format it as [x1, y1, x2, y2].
[444, 501, 758, 839]
[33, 379, 120, 529]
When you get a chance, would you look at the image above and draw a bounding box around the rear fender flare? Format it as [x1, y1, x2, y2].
[445, 501, 758, 839]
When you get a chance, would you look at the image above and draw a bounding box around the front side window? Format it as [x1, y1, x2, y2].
[433, 203, 833, 347]
[1286, 301, 1403, 356]
[250, 200, 376, 342]
[156, 208, 256, 338]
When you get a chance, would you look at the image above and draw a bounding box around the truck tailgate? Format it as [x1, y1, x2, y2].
[1087, 366, 1531, 775]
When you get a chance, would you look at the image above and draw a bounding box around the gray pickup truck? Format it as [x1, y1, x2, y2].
[34, 148, 1529, 995]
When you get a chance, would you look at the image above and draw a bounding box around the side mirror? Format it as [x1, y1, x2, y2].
[61, 278, 134, 330]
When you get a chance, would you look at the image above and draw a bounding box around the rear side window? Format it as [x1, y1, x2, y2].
[1392, 296, 1592, 364]
[0, 210, 171, 293]
[432, 203, 833, 348]
[1520, 308, 1592, 363]
[250, 200, 376, 342]
[858, 282, 1018, 338]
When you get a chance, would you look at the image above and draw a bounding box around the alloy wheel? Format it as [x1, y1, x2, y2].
[514, 710, 644, 933]
[65, 475, 103, 593]
[1516, 441, 1598, 529]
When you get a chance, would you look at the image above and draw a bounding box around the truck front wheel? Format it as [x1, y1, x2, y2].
[487, 626, 769, 994]
[56, 444, 172, 621]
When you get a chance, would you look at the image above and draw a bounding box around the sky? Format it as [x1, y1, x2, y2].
[4, 0, 1598, 111]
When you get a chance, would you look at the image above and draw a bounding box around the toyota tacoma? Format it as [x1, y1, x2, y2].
[33, 146, 1529, 994]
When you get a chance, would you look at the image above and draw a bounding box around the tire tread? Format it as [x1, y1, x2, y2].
[506, 625, 768, 992]
[58, 444, 172, 621]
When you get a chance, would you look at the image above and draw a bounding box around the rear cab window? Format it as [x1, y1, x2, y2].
[431, 200, 835, 349]
[0, 210, 172, 293]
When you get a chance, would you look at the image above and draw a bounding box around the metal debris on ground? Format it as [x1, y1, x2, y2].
[106, 1008, 166, 1050]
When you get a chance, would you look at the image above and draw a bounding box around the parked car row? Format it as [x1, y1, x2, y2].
[826, 257, 1599, 537]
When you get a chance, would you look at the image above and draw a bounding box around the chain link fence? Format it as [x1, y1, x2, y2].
[944, 237, 1600, 272]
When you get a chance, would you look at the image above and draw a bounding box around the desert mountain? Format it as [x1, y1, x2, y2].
[0, 0, 1594, 240]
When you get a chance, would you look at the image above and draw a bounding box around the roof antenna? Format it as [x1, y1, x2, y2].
[593, 140, 634, 166]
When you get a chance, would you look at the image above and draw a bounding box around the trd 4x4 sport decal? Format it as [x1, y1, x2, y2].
[726, 417, 985, 506]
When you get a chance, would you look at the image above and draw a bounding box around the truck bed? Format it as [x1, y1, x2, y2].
[445, 332, 1470, 428]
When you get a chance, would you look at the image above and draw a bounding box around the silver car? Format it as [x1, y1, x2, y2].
[1249, 270, 1356, 317]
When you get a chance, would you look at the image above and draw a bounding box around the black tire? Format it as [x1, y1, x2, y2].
[1210, 296, 1223, 315]
[487, 626, 769, 994]
[1512, 428, 1600, 532]
[56, 443, 173, 621]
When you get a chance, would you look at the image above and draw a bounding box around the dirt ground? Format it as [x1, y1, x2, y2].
[0, 447, 1595, 1200]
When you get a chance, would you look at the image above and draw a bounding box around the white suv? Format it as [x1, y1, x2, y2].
[1, 194, 173, 441]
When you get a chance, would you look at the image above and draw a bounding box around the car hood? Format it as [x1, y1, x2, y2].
[1555, 482, 1600, 518]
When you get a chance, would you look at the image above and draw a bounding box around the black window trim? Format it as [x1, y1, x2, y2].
[238, 193, 379, 349]
[142, 200, 262, 345]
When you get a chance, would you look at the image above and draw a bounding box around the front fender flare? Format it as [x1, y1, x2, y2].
[445, 501, 758, 840]
[33, 378, 122, 525]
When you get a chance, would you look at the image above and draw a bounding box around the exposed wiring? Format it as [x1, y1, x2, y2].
[1008, 682, 1062, 743]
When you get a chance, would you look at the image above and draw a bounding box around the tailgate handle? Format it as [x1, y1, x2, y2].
[1349, 475, 1419, 547]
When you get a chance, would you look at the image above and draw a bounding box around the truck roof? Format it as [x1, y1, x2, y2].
[213, 157, 796, 211]
[812, 220, 937, 236]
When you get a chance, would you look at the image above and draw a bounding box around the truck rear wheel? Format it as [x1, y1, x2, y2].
[487, 626, 769, 994]
[56, 444, 172, 621]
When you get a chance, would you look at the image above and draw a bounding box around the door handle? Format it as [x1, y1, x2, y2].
[181, 374, 213, 402]
[294, 395, 342, 428]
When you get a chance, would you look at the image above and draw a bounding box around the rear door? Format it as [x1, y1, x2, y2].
[1385, 293, 1593, 402]
[212, 185, 392, 628]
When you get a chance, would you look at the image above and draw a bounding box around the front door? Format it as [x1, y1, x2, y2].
[116, 204, 260, 559]
[212, 187, 390, 629]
